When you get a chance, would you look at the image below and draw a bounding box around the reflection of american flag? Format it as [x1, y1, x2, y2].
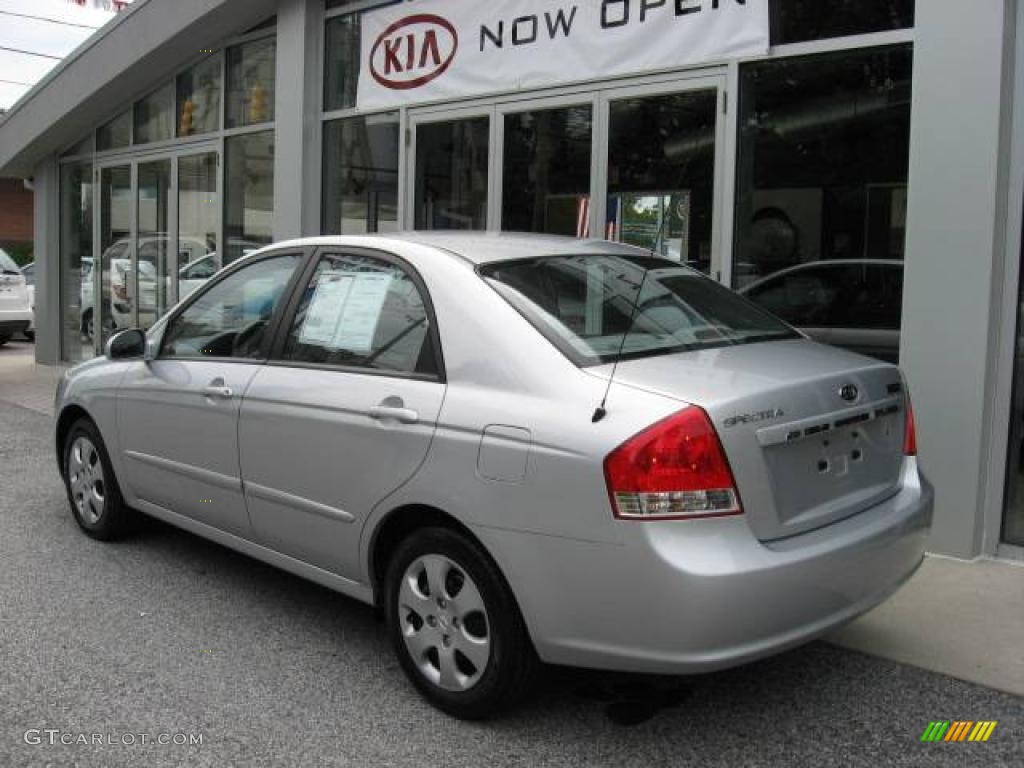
[576, 197, 590, 239]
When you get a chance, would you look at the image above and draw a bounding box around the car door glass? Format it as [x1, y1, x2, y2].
[848, 265, 903, 330]
[161, 254, 301, 359]
[748, 271, 837, 326]
[282, 253, 438, 377]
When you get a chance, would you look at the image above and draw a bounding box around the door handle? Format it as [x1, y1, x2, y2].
[368, 405, 419, 424]
[202, 385, 233, 399]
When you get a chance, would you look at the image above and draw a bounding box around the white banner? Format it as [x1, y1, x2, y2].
[357, 0, 769, 111]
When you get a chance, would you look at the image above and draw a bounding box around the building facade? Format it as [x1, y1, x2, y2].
[0, 0, 1022, 562]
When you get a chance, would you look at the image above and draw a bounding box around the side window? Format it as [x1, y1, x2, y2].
[184, 257, 217, 280]
[281, 252, 438, 377]
[161, 253, 301, 359]
[844, 264, 903, 330]
[747, 269, 840, 327]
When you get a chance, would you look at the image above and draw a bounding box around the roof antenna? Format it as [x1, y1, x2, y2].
[592, 201, 671, 423]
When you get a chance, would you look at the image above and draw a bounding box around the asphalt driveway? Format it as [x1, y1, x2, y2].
[1, 394, 1021, 768]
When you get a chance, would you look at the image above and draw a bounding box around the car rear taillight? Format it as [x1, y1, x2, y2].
[903, 396, 917, 456]
[604, 406, 743, 520]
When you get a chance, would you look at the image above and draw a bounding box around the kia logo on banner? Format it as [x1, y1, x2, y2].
[370, 14, 458, 90]
[357, 0, 770, 111]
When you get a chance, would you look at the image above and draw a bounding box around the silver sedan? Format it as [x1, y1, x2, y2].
[55, 232, 932, 718]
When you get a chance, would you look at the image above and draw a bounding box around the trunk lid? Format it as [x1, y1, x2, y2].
[589, 339, 908, 541]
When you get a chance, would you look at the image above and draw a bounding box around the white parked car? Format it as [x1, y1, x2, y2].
[20, 261, 36, 341]
[0, 249, 32, 346]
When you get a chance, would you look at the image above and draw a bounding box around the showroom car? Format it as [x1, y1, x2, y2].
[54, 233, 932, 718]
[740, 259, 904, 363]
[0, 248, 32, 346]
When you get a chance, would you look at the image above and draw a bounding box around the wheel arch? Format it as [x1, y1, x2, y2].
[55, 404, 94, 470]
[367, 504, 525, 623]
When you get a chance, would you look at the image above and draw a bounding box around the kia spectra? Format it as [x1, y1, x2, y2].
[54, 232, 932, 718]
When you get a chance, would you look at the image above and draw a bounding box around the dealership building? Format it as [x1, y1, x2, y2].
[0, 0, 1022, 562]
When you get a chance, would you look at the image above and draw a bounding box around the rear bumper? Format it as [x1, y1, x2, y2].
[477, 459, 932, 675]
[0, 309, 32, 334]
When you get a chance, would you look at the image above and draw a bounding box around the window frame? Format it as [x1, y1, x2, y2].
[157, 247, 314, 364]
[268, 245, 447, 384]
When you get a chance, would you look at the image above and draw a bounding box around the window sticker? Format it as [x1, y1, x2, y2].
[298, 272, 354, 347]
[297, 270, 393, 352]
[333, 272, 392, 353]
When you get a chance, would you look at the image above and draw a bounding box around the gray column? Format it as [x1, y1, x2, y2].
[901, 0, 1017, 557]
[272, 0, 323, 240]
[32, 158, 61, 366]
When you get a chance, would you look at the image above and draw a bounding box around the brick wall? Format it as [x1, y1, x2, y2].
[0, 179, 34, 244]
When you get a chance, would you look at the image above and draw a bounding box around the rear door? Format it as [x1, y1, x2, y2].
[117, 251, 306, 537]
[239, 248, 446, 580]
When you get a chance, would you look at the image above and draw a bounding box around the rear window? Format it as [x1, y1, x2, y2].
[481, 253, 799, 366]
[0, 249, 19, 274]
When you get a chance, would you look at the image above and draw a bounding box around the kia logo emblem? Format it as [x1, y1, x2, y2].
[370, 14, 458, 91]
[839, 384, 859, 402]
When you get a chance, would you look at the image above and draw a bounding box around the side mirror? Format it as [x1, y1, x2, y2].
[106, 328, 147, 360]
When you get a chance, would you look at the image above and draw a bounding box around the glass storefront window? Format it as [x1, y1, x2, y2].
[324, 13, 360, 112]
[136, 160, 172, 329]
[97, 110, 131, 151]
[178, 153, 219, 301]
[415, 118, 489, 231]
[134, 83, 176, 145]
[224, 131, 275, 264]
[59, 163, 94, 362]
[226, 37, 276, 129]
[98, 166, 132, 347]
[62, 134, 93, 159]
[734, 46, 912, 362]
[1004, 205, 1024, 547]
[607, 90, 718, 273]
[502, 106, 593, 236]
[770, 0, 914, 46]
[177, 55, 222, 137]
[322, 113, 400, 235]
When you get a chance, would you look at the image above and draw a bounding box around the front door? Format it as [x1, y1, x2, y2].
[239, 248, 446, 579]
[116, 252, 305, 537]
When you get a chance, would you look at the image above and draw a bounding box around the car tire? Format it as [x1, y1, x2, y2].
[24, 329, 35, 342]
[385, 527, 538, 719]
[0, 333, 9, 347]
[62, 418, 131, 540]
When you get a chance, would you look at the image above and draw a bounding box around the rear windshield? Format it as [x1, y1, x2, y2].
[481, 254, 799, 366]
[0, 249, 19, 274]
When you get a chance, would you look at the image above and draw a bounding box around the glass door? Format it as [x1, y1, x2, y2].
[409, 109, 493, 230]
[600, 77, 726, 277]
[136, 159, 172, 331]
[177, 151, 220, 302]
[497, 96, 596, 237]
[96, 164, 133, 349]
[93, 148, 220, 353]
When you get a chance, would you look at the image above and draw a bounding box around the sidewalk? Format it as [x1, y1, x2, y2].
[2, 341, 1022, 698]
[828, 553, 1024, 697]
[0, 341, 64, 415]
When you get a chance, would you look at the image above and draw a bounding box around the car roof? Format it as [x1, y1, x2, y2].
[269, 231, 648, 266]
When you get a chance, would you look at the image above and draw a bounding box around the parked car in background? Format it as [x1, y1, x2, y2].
[56, 233, 931, 718]
[20, 261, 35, 341]
[0, 249, 32, 346]
[739, 259, 903, 363]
